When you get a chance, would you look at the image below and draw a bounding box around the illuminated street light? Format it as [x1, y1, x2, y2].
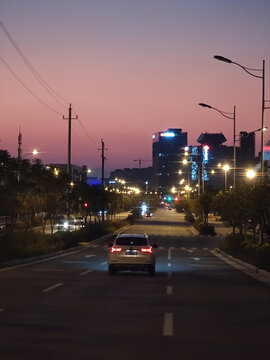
[223, 164, 230, 191]
[246, 169, 256, 179]
[214, 55, 270, 180]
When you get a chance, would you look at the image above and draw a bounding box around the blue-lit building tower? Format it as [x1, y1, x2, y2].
[152, 128, 187, 192]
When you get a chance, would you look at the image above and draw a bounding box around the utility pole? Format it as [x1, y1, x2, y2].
[134, 158, 151, 168]
[63, 104, 78, 177]
[17, 128, 22, 161]
[99, 139, 107, 223]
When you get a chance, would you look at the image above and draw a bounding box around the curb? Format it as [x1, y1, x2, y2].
[212, 248, 270, 286]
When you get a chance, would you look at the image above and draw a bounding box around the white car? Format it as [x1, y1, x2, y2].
[108, 233, 157, 275]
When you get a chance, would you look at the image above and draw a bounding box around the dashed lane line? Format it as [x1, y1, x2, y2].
[168, 249, 171, 260]
[80, 269, 93, 276]
[163, 313, 174, 336]
[166, 285, 173, 295]
[43, 282, 64, 293]
[85, 254, 96, 258]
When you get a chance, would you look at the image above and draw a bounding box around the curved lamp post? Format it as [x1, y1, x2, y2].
[199, 103, 236, 188]
[214, 55, 270, 180]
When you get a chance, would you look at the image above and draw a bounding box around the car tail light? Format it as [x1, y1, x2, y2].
[110, 247, 122, 253]
[140, 247, 153, 254]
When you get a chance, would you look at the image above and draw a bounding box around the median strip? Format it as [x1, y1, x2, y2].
[43, 282, 63, 293]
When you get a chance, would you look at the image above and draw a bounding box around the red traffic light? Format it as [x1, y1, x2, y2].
[84, 203, 88, 208]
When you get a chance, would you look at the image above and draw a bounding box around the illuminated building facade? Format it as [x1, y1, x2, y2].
[152, 128, 187, 192]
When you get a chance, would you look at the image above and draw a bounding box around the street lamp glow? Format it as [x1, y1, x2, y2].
[246, 169, 256, 179]
[211, 170, 215, 174]
[183, 159, 188, 165]
[178, 170, 182, 174]
[218, 163, 222, 167]
[223, 164, 230, 172]
[32, 149, 39, 156]
[171, 186, 176, 194]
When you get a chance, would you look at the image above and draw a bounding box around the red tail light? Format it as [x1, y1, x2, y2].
[110, 247, 122, 253]
[140, 247, 153, 254]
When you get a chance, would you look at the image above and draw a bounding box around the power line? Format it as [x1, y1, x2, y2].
[77, 118, 99, 147]
[0, 19, 69, 109]
[0, 55, 62, 115]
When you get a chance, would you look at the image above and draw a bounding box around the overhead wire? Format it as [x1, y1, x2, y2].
[0, 55, 62, 115]
[1, 19, 100, 150]
[0, 19, 69, 110]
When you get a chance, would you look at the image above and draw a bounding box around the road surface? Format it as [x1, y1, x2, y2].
[0, 209, 269, 360]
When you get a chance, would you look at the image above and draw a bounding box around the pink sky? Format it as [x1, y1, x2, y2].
[1, 0, 270, 173]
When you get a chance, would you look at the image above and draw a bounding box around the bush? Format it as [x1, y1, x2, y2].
[185, 213, 195, 223]
[220, 234, 270, 272]
[198, 223, 216, 236]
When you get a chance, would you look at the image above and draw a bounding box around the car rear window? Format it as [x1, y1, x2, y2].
[115, 237, 148, 246]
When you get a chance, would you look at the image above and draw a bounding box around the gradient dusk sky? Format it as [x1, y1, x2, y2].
[1, 0, 270, 173]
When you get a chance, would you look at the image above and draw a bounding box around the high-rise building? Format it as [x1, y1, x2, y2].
[152, 128, 187, 192]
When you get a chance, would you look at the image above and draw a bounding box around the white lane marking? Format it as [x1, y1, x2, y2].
[0, 309, 4, 313]
[62, 261, 87, 264]
[168, 271, 172, 277]
[187, 249, 194, 253]
[166, 285, 173, 295]
[85, 255, 96, 258]
[168, 263, 171, 267]
[163, 313, 174, 336]
[92, 245, 98, 248]
[192, 247, 197, 250]
[191, 257, 200, 261]
[101, 261, 107, 265]
[203, 247, 209, 251]
[181, 247, 186, 250]
[168, 249, 171, 260]
[170, 247, 175, 250]
[43, 282, 63, 293]
[80, 269, 93, 276]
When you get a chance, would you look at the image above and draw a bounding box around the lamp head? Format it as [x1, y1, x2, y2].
[214, 55, 232, 63]
[199, 103, 212, 108]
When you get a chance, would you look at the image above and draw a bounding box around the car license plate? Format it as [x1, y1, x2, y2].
[125, 250, 137, 255]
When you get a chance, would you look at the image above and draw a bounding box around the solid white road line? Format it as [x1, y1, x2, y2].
[80, 269, 93, 276]
[85, 254, 96, 258]
[166, 285, 173, 295]
[163, 313, 174, 336]
[43, 282, 64, 293]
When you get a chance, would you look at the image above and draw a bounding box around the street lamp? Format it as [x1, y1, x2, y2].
[199, 102, 236, 188]
[223, 164, 230, 191]
[214, 55, 270, 180]
[246, 169, 256, 180]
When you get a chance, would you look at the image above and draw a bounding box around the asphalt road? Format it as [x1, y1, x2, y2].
[0, 209, 270, 360]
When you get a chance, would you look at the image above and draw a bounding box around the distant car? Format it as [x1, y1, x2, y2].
[108, 233, 157, 275]
[145, 212, 152, 217]
[56, 217, 85, 231]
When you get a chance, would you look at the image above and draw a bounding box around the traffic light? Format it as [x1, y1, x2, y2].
[84, 202, 88, 208]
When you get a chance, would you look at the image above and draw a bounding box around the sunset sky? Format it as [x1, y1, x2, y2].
[1, 0, 270, 174]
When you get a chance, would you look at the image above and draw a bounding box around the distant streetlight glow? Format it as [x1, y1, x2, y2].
[246, 169, 256, 179]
